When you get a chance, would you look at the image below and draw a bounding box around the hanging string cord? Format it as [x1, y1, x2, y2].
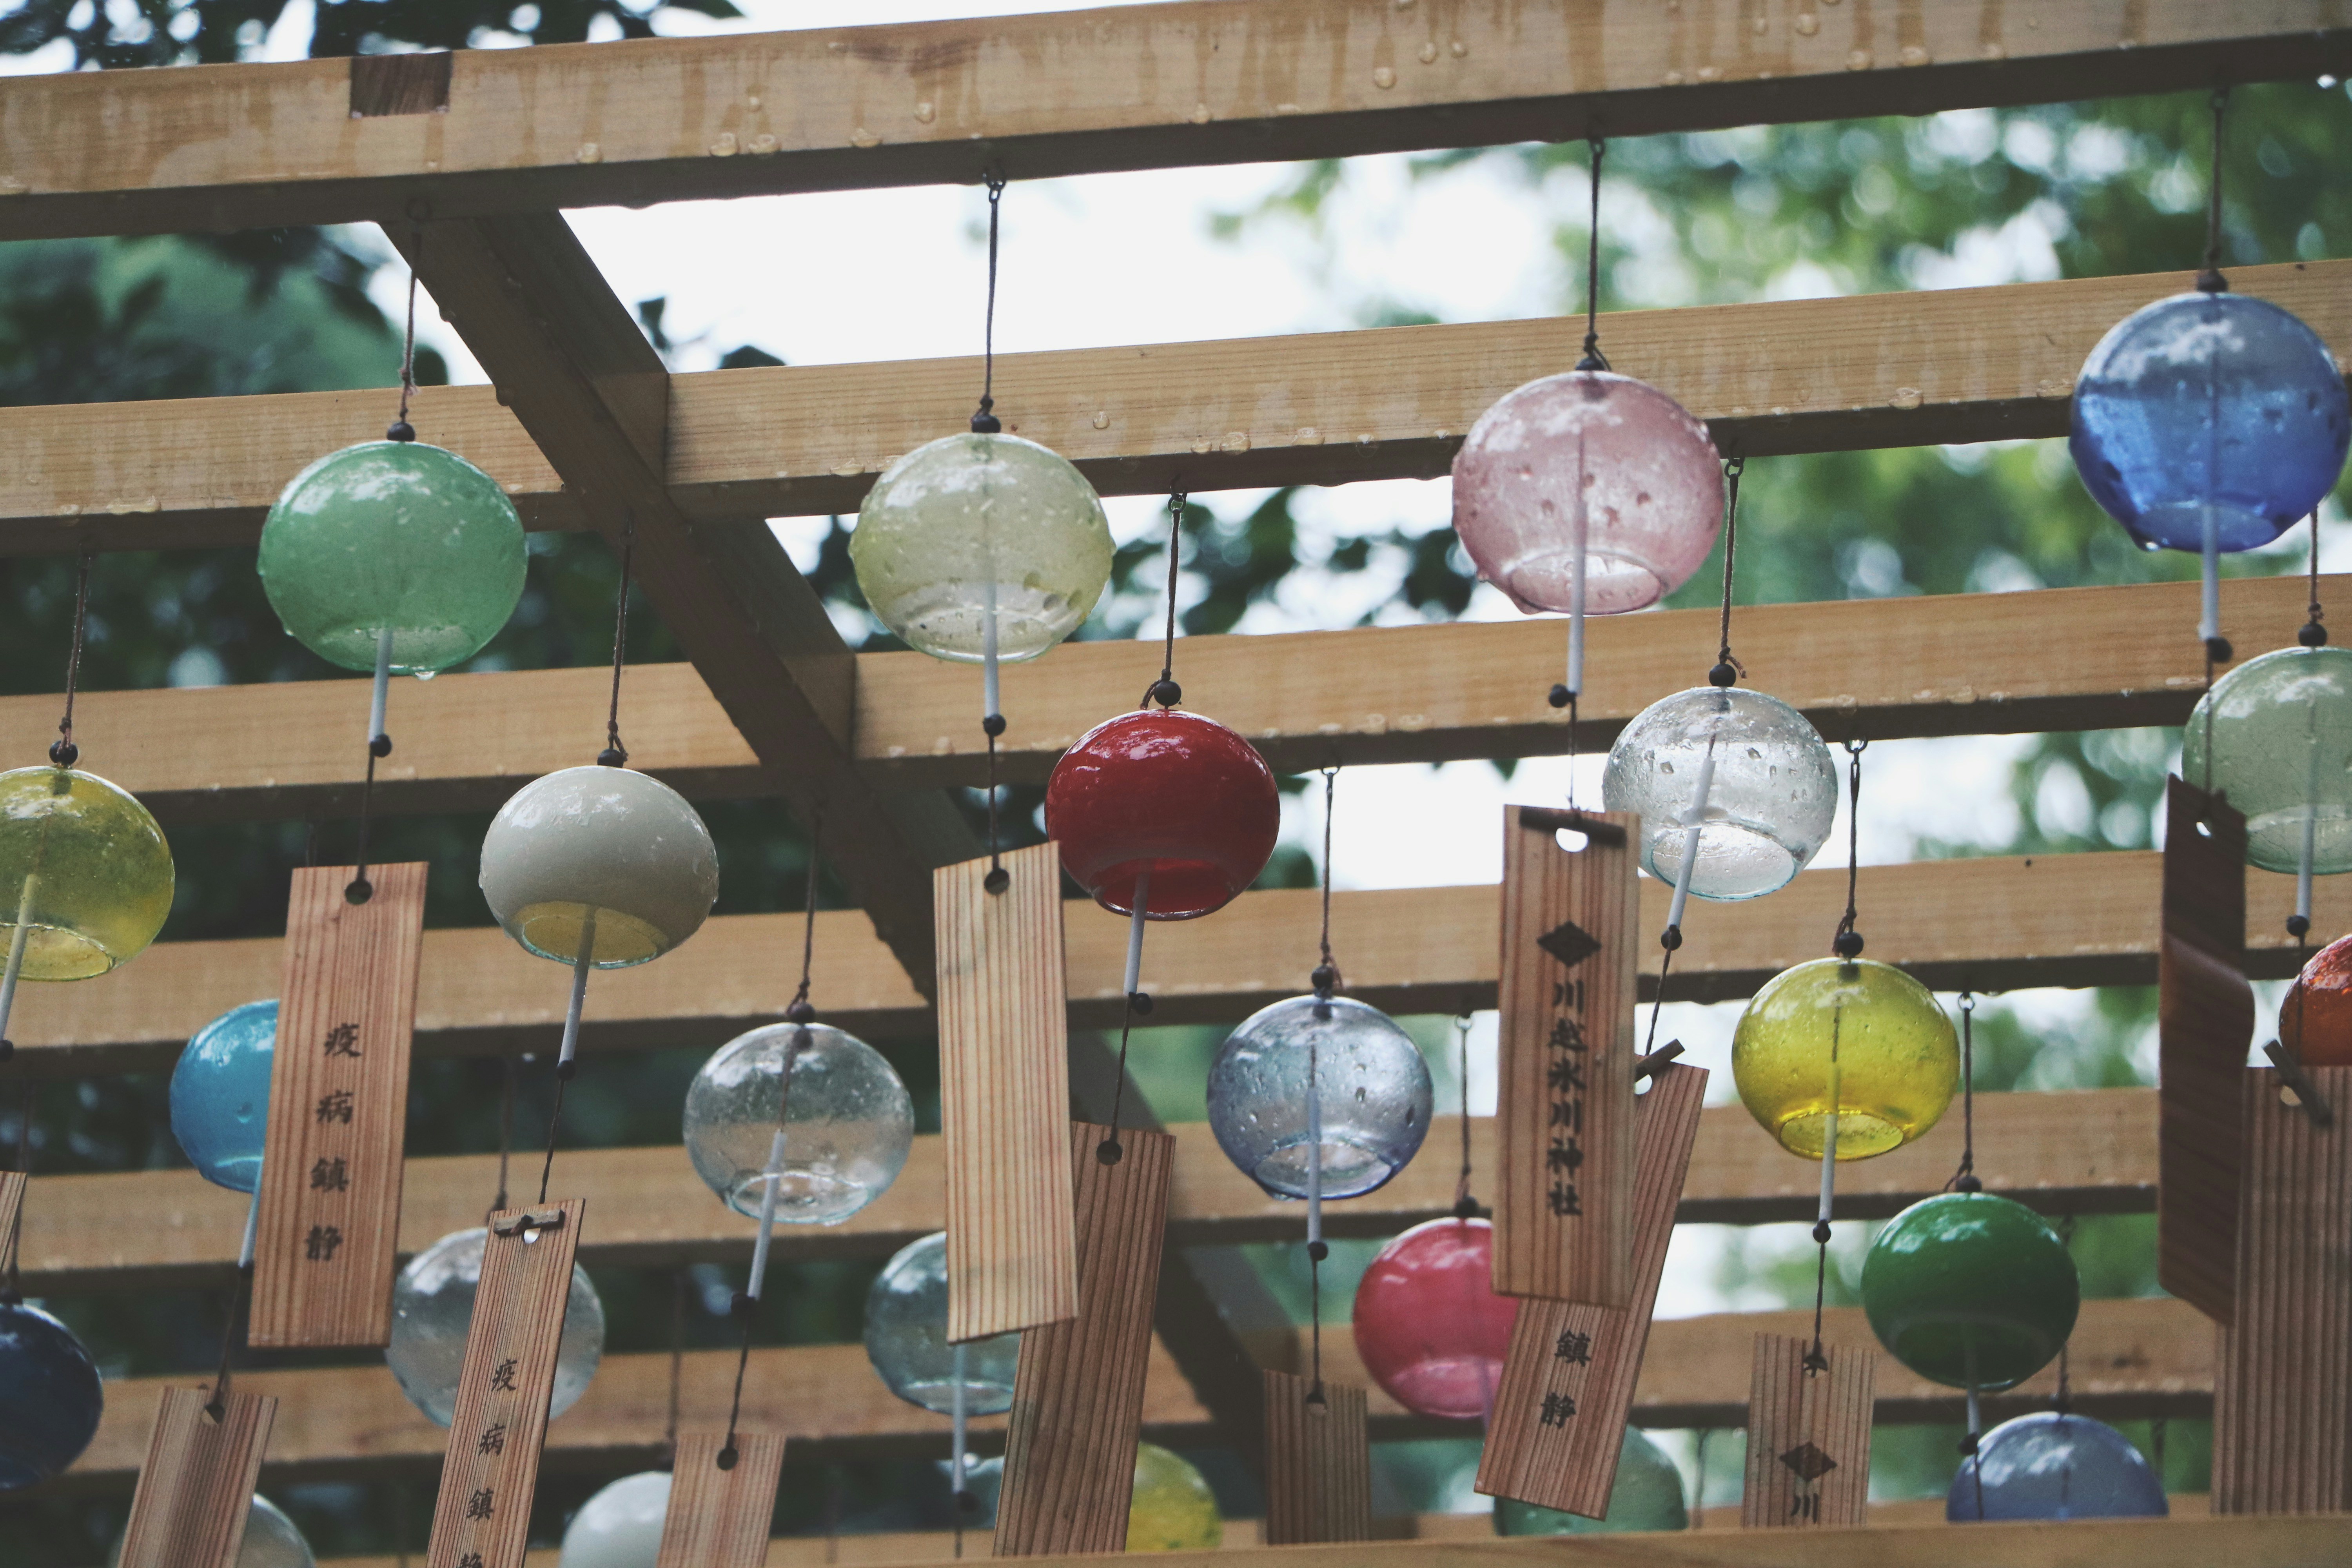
[1947, 993, 1982, 1193]
[2196, 89, 2230, 294]
[1711, 457, 1746, 688]
[1099, 966, 1147, 1163]
[1145, 488, 1186, 710]
[489, 1053, 518, 1221]
[1804, 1218, 1831, 1374]
[599, 526, 635, 767]
[390, 225, 423, 441]
[1452, 1012, 1478, 1218]
[205, 1255, 252, 1418]
[1312, 767, 1342, 1013]
[972, 172, 1008, 432]
[1575, 136, 1610, 372]
[1832, 738, 1868, 959]
[1644, 940, 1677, 1057]
[664, 1267, 687, 1465]
[50, 551, 92, 768]
[1308, 1248, 1326, 1405]
[2300, 510, 2328, 650]
[2053, 1215, 2076, 1415]
[534, 1063, 569, 1207]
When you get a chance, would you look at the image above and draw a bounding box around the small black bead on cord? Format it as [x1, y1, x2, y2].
[1574, 135, 1610, 374]
[1711, 456, 1747, 690]
[1142, 487, 1186, 711]
[970, 171, 1009, 435]
[599, 524, 635, 769]
[1946, 992, 1983, 1195]
[2194, 88, 2231, 296]
[1831, 737, 1868, 961]
[387, 224, 423, 443]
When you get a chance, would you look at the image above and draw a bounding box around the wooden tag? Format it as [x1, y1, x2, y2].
[993, 1121, 1173, 1557]
[2158, 778, 2252, 1325]
[1475, 1062, 1707, 1515]
[116, 1387, 278, 1568]
[1262, 1370, 1371, 1545]
[1740, 1333, 1873, 1528]
[249, 862, 428, 1348]
[935, 844, 1077, 1343]
[0, 1170, 21, 1255]
[657, 1430, 786, 1568]
[2213, 1064, 2352, 1514]
[1493, 806, 1637, 1305]
[425, 1199, 585, 1568]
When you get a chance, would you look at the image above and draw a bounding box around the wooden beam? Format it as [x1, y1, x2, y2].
[10, 849, 2334, 1080]
[1, 574, 2333, 819]
[60, 1296, 2212, 1489]
[6, 261, 2346, 555]
[16, 1087, 2151, 1291]
[391, 212, 968, 991]
[1, 0, 2345, 241]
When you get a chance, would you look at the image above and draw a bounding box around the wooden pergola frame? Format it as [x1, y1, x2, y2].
[8, 1, 2352, 1555]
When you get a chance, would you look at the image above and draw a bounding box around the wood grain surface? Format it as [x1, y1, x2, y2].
[425, 1201, 585, 1568]
[994, 1123, 1173, 1557]
[249, 863, 426, 1348]
[658, 1430, 788, 1568]
[116, 1387, 277, 1568]
[1742, 1334, 1874, 1529]
[1262, 1371, 1371, 1546]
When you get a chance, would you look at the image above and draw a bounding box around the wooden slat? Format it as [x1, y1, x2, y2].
[1740, 1335, 1873, 1530]
[1476, 1063, 1707, 1513]
[116, 1387, 277, 1568]
[1262, 1371, 1372, 1546]
[1493, 808, 1636, 1303]
[936, 845, 1077, 1342]
[394, 211, 967, 995]
[657, 1430, 788, 1568]
[19, 846, 2351, 1082]
[249, 863, 426, 1348]
[424, 1200, 585, 1568]
[16, 1087, 2160, 1292]
[995, 1123, 1174, 1557]
[2, 0, 2347, 240]
[2213, 1065, 2352, 1515]
[8, 261, 2346, 557]
[2158, 779, 2253, 1325]
[0, 575, 2333, 819]
[64, 1296, 2216, 1489]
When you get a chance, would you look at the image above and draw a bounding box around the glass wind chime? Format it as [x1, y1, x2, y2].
[1045, 490, 1281, 1145]
[686, 829, 915, 1469]
[1205, 768, 1433, 1407]
[1347, 1011, 1516, 1423]
[864, 1229, 1022, 1541]
[0, 561, 174, 1492]
[1452, 136, 1725, 746]
[849, 171, 1115, 887]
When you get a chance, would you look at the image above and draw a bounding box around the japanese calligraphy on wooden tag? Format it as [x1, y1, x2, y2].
[425, 1199, 585, 1568]
[1741, 1333, 1873, 1528]
[116, 1386, 278, 1568]
[1494, 806, 1638, 1305]
[2214, 1064, 2352, 1514]
[1475, 1062, 1707, 1515]
[250, 862, 427, 1348]
[656, 1430, 786, 1568]
[2158, 778, 2252, 1325]
[1262, 1370, 1371, 1545]
[935, 844, 1077, 1344]
[995, 1121, 1173, 1557]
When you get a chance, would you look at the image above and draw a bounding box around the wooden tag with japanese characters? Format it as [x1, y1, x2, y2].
[2213, 1065, 2352, 1514]
[995, 1121, 1174, 1556]
[1262, 1370, 1371, 1545]
[2158, 777, 2252, 1325]
[250, 862, 428, 1347]
[425, 1200, 585, 1568]
[657, 1430, 787, 1568]
[935, 844, 1078, 1343]
[1494, 807, 1637, 1305]
[116, 1386, 278, 1568]
[0, 1171, 21, 1260]
[1475, 1062, 1707, 1515]
[1741, 1333, 1873, 1528]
